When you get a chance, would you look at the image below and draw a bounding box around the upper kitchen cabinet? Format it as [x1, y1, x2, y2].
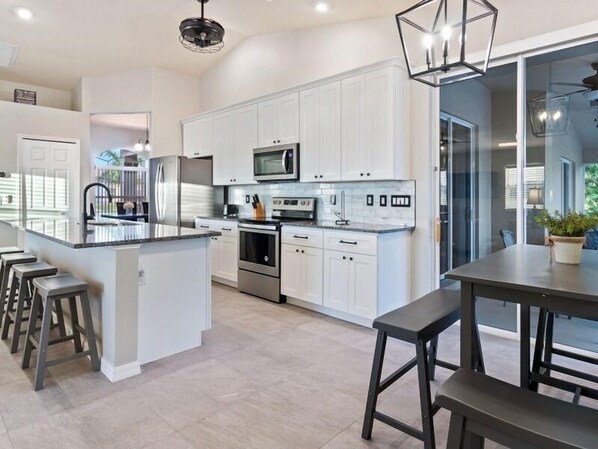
[183, 116, 213, 158]
[300, 82, 342, 182]
[341, 66, 409, 181]
[213, 104, 258, 186]
[258, 93, 300, 147]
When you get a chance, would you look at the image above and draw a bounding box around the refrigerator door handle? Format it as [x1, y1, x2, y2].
[158, 163, 165, 223]
[154, 163, 161, 222]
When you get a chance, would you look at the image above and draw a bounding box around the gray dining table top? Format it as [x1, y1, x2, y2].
[446, 244, 598, 303]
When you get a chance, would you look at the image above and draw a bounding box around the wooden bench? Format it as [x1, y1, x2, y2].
[436, 369, 598, 449]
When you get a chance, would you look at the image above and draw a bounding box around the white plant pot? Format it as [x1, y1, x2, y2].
[549, 236, 586, 264]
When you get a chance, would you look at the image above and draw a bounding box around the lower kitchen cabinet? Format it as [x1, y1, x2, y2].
[195, 219, 238, 285]
[282, 226, 411, 326]
[281, 244, 323, 305]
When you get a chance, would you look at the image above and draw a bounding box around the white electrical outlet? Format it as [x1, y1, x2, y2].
[138, 266, 146, 286]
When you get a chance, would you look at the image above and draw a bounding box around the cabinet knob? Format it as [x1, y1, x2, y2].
[296, 249, 299, 253]
[342, 256, 346, 260]
[273, 140, 276, 144]
[360, 173, 364, 176]
[301, 250, 305, 254]
[367, 173, 370, 176]
[320, 175, 323, 178]
[350, 257, 353, 261]
[314, 175, 317, 179]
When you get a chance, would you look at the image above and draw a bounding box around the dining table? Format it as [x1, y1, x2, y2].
[446, 244, 598, 401]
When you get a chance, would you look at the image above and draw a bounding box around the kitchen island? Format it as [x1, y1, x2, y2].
[0, 217, 220, 382]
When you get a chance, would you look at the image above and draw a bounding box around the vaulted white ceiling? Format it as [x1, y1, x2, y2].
[0, 0, 413, 90]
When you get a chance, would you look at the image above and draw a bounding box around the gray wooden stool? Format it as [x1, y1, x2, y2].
[22, 274, 100, 391]
[362, 289, 485, 449]
[0, 253, 37, 323]
[0, 247, 23, 306]
[2, 262, 61, 353]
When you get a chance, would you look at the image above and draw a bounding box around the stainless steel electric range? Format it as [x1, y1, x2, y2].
[237, 197, 316, 303]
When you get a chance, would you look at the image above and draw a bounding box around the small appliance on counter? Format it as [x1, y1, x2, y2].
[238, 196, 316, 303]
[223, 204, 239, 217]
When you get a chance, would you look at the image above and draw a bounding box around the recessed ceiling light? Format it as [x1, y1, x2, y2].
[14, 7, 34, 21]
[313, 1, 331, 13]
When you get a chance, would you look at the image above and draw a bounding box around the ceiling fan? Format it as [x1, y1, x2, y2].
[551, 62, 598, 103]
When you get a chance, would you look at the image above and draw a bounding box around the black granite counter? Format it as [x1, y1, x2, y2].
[281, 221, 415, 234]
[1, 218, 220, 249]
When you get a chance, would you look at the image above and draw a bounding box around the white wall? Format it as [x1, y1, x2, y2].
[0, 80, 73, 110]
[151, 68, 202, 158]
[90, 124, 144, 158]
[81, 67, 201, 159]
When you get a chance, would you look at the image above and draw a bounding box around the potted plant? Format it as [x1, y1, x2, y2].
[535, 210, 598, 264]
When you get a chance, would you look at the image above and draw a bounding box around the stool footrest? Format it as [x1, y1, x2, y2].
[48, 335, 75, 346]
[373, 411, 424, 441]
[434, 359, 459, 371]
[379, 356, 417, 393]
[552, 347, 598, 366]
[44, 351, 91, 368]
[539, 360, 598, 384]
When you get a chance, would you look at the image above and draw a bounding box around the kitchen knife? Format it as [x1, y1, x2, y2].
[255, 194, 260, 204]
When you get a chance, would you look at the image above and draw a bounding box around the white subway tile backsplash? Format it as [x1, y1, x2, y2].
[229, 180, 416, 226]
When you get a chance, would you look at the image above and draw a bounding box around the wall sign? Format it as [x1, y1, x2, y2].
[14, 89, 36, 105]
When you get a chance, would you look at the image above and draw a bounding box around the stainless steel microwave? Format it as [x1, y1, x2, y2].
[253, 144, 299, 182]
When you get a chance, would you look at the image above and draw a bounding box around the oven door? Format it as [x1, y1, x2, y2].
[238, 225, 280, 277]
[253, 144, 299, 182]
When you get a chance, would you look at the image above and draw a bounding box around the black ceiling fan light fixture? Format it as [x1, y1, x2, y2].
[179, 0, 225, 53]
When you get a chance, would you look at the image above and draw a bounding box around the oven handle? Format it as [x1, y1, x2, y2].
[282, 149, 289, 174]
[239, 223, 279, 232]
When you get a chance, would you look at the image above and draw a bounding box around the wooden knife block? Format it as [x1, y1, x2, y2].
[254, 203, 265, 218]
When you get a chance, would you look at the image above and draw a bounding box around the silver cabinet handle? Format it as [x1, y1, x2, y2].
[221, 227, 232, 231]
[293, 235, 308, 239]
[339, 240, 357, 245]
[199, 225, 209, 229]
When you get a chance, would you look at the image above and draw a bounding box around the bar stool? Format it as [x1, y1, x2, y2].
[362, 289, 484, 449]
[0, 253, 37, 323]
[0, 247, 24, 297]
[22, 274, 100, 391]
[2, 262, 61, 353]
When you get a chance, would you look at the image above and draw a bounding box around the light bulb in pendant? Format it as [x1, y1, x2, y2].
[144, 139, 152, 151]
[422, 34, 433, 49]
[135, 140, 144, 151]
[442, 25, 452, 41]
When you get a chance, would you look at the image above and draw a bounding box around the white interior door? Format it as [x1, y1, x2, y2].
[21, 137, 80, 220]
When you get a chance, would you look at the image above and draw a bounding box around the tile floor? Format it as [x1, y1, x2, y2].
[0, 283, 594, 448]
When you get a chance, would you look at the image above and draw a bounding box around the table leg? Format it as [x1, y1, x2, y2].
[460, 282, 475, 370]
[520, 304, 531, 389]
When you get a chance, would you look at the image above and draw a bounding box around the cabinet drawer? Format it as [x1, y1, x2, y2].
[195, 219, 213, 230]
[211, 220, 238, 237]
[324, 231, 377, 256]
[282, 227, 323, 248]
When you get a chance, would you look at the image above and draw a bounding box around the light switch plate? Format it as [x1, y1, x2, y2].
[245, 195, 250, 204]
[330, 194, 336, 205]
[391, 195, 411, 207]
[380, 195, 387, 207]
[366, 195, 374, 206]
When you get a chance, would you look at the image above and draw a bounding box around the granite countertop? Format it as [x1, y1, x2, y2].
[1, 217, 221, 249]
[281, 221, 415, 234]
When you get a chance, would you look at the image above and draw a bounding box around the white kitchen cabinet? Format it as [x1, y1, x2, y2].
[341, 66, 409, 181]
[183, 116, 213, 158]
[213, 105, 258, 186]
[233, 104, 258, 185]
[323, 251, 376, 317]
[212, 111, 234, 185]
[300, 82, 342, 182]
[195, 219, 238, 284]
[258, 93, 299, 147]
[281, 243, 323, 306]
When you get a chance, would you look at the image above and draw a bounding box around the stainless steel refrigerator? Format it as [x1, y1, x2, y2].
[149, 156, 214, 228]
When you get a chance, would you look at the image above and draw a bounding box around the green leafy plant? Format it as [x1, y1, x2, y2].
[535, 210, 598, 237]
[585, 164, 598, 215]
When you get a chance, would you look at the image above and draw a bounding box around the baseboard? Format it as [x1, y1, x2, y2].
[212, 276, 237, 288]
[101, 358, 141, 382]
[286, 297, 374, 328]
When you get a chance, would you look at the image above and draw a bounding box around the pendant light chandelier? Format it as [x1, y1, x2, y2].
[396, 0, 498, 87]
[179, 0, 225, 53]
[135, 114, 151, 152]
[528, 63, 570, 138]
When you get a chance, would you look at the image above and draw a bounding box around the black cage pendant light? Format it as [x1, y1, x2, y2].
[396, 0, 498, 87]
[180, 0, 225, 53]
